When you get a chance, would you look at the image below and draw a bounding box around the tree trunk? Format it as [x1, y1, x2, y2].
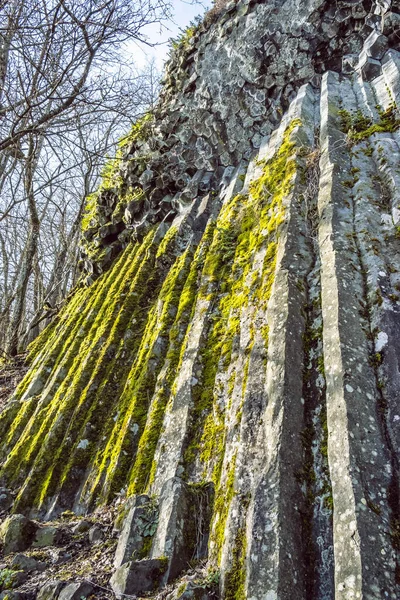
[5, 137, 40, 356]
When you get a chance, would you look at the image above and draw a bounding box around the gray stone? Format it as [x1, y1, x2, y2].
[88, 525, 103, 544]
[361, 55, 382, 80]
[0, 592, 25, 600]
[110, 559, 167, 598]
[33, 526, 63, 548]
[57, 582, 94, 600]
[4, 3, 400, 600]
[51, 550, 72, 565]
[364, 30, 388, 59]
[150, 478, 198, 583]
[37, 580, 66, 600]
[71, 520, 91, 535]
[342, 53, 358, 73]
[10, 553, 46, 572]
[383, 11, 400, 38]
[114, 495, 157, 568]
[0, 515, 37, 555]
[316, 69, 398, 600]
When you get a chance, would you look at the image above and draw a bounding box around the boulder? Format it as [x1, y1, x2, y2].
[10, 554, 46, 572]
[33, 526, 63, 548]
[0, 515, 37, 555]
[151, 478, 212, 583]
[110, 558, 167, 598]
[71, 521, 91, 535]
[113, 495, 157, 568]
[57, 582, 94, 600]
[88, 525, 103, 544]
[37, 580, 66, 600]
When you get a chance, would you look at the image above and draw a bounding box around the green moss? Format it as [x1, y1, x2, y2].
[169, 20, 199, 52]
[2, 234, 166, 511]
[139, 534, 154, 559]
[342, 179, 354, 189]
[224, 526, 247, 600]
[0, 569, 21, 590]
[362, 145, 374, 157]
[84, 251, 190, 504]
[156, 226, 178, 258]
[81, 113, 154, 240]
[324, 494, 333, 511]
[118, 113, 154, 148]
[186, 121, 301, 480]
[210, 454, 237, 564]
[126, 248, 200, 495]
[201, 408, 226, 483]
[342, 105, 400, 143]
[1, 245, 137, 468]
[338, 109, 352, 133]
[1, 119, 303, 516]
[370, 352, 382, 368]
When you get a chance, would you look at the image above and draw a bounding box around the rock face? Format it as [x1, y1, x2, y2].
[1, 1, 400, 599]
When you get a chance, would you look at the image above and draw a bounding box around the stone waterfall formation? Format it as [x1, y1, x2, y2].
[1, 1, 400, 599]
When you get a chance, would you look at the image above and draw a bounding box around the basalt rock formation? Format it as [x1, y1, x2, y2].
[1, 1, 400, 599]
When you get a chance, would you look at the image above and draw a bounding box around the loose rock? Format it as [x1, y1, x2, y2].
[0, 515, 37, 555]
[110, 558, 167, 598]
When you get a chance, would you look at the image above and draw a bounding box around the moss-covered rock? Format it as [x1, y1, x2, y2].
[0, 515, 37, 555]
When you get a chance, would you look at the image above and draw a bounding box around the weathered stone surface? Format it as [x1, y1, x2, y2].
[88, 525, 103, 544]
[77, 0, 400, 273]
[360, 55, 383, 80]
[10, 553, 46, 572]
[151, 478, 214, 583]
[71, 521, 90, 535]
[37, 581, 66, 600]
[114, 495, 156, 568]
[318, 69, 398, 600]
[110, 558, 167, 598]
[57, 582, 94, 600]
[0, 515, 37, 555]
[33, 526, 63, 548]
[176, 582, 218, 599]
[364, 30, 389, 59]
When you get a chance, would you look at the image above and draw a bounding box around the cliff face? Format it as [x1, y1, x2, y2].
[1, 1, 400, 599]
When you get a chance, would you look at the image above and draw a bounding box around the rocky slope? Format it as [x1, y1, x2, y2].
[1, 1, 400, 599]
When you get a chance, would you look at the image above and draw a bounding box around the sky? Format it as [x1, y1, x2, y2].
[126, 0, 212, 70]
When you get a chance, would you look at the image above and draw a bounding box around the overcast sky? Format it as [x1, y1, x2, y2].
[126, 0, 212, 69]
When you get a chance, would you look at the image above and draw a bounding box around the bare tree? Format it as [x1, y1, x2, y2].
[0, 0, 166, 355]
[0, 0, 169, 152]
